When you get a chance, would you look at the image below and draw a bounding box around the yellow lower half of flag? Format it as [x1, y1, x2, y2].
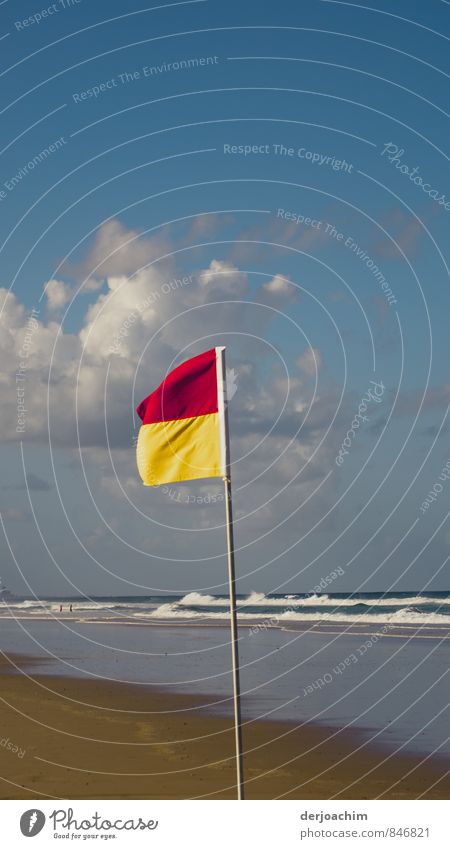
[136, 412, 222, 486]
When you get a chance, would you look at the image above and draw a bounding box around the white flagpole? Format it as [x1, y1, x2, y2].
[216, 346, 245, 801]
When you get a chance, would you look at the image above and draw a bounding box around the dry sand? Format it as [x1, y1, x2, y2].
[0, 654, 448, 800]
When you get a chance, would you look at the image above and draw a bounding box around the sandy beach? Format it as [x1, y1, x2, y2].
[0, 654, 449, 800]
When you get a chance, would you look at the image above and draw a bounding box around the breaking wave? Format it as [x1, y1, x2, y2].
[1, 591, 449, 630]
[149, 602, 450, 628]
[178, 591, 450, 609]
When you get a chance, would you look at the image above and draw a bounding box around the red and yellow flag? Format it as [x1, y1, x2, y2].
[136, 348, 225, 486]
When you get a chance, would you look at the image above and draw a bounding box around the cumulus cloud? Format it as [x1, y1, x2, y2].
[296, 347, 323, 377]
[198, 259, 248, 295]
[0, 216, 343, 541]
[260, 274, 298, 304]
[43, 279, 72, 312]
[74, 219, 172, 291]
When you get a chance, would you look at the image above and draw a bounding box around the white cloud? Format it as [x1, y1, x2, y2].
[43, 279, 72, 312]
[0, 216, 339, 536]
[261, 274, 296, 302]
[296, 347, 323, 377]
[75, 219, 172, 291]
[198, 259, 248, 295]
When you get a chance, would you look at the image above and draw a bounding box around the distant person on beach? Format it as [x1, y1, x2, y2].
[59, 604, 62, 613]
[69, 604, 73, 613]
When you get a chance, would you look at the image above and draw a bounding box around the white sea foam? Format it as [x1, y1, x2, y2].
[1, 593, 449, 629]
[276, 608, 450, 626]
[178, 592, 224, 606]
[3, 600, 43, 608]
[1, 600, 159, 612]
[177, 591, 449, 609]
[148, 602, 450, 628]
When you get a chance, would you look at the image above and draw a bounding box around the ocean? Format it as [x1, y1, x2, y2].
[2, 590, 450, 629]
[1, 591, 449, 759]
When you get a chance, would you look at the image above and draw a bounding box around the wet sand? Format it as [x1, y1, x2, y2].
[0, 654, 449, 800]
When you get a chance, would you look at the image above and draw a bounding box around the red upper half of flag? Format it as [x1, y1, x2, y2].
[136, 348, 218, 424]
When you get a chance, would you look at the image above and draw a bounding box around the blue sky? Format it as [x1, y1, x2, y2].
[0, 0, 449, 596]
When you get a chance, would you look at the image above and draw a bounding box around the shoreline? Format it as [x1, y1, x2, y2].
[0, 654, 449, 800]
[1, 612, 449, 638]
